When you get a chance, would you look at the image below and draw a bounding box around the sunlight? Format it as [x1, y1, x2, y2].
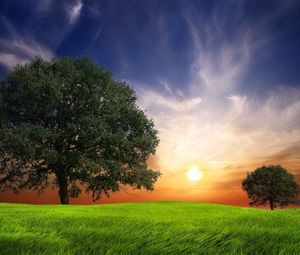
[187, 167, 202, 182]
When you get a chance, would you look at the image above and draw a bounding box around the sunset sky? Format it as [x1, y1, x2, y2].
[1, 0, 300, 206]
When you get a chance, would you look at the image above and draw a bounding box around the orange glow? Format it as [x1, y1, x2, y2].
[1, 155, 299, 207]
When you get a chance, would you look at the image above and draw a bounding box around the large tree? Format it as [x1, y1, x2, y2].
[0, 57, 161, 204]
[242, 165, 299, 210]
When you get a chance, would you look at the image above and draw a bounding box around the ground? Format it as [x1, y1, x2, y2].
[0, 201, 299, 254]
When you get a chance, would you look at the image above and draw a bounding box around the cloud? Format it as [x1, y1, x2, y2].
[67, 0, 83, 25]
[137, 87, 201, 114]
[135, 1, 300, 188]
[0, 37, 54, 70]
[0, 54, 26, 70]
[0, 16, 55, 70]
[212, 143, 300, 192]
[0, 25, 54, 70]
[138, 82, 300, 176]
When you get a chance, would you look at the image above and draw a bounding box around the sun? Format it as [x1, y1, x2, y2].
[187, 167, 202, 182]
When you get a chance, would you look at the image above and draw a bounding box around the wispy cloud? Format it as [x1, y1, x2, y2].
[0, 19, 54, 70]
[0, 40, 53, 70]
[67, 0, 83, 25]
[135, 1, 300, 191]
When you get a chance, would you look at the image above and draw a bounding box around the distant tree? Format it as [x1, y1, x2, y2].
[0, 57, 161, 204]
[242, 165, 299, 210]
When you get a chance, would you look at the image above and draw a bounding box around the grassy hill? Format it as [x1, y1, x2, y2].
[0, 202, 300, 255]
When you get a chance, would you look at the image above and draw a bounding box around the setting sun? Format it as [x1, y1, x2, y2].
[187, 167, 202, 182]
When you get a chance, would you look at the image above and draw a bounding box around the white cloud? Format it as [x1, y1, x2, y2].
[0, 53, 26, 70]
[138, 85, 300, 176]
[158, 79, 173, 96]
[0, 18, 55, 70]
[67, 1, 83, 25]
[0, 36, 54, 70]
[135, 2, 300, 180]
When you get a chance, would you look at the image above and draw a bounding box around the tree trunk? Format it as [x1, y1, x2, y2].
[56, 172, 69, 204]
[270, 199, 274, 210]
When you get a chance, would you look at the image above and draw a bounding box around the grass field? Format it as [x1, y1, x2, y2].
[0, 202, 300, 255]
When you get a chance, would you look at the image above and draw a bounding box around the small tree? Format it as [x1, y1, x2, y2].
[0, 57, 161, 204]
[242, 165, 299, 210]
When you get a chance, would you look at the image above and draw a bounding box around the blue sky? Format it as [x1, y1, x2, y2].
[1, 0, 300, 93]
[1, 0, 300, 203]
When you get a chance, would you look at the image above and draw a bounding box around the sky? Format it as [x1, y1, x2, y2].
[1, 0, 300, 206]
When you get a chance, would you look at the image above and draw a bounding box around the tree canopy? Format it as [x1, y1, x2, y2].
[242, 165, 299, 210]
[0, 57, 161, 204]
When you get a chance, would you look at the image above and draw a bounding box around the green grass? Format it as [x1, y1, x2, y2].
[0, 202, 300, 255]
